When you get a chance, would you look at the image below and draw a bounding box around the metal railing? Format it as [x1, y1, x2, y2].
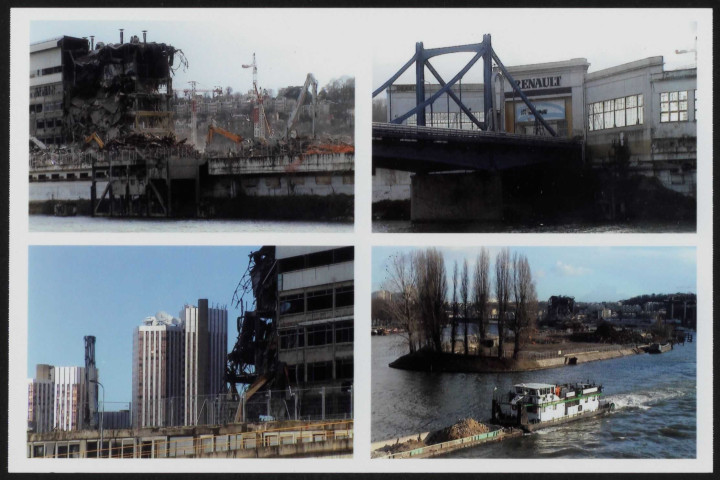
[138, 385, 353, 428]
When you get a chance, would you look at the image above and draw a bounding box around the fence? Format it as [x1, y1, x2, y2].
[141, 386, 353, 428]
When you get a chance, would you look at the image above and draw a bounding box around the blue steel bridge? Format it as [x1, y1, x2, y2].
[372, 35, 583, 174]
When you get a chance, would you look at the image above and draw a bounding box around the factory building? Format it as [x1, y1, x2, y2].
[131, 301, 228, 429]
[375, 55, 696, 200]
[275, 246, 354, 400]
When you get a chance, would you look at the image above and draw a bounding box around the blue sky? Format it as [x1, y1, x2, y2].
[372, 246, 696, 304]
[28, 246, 257, 404]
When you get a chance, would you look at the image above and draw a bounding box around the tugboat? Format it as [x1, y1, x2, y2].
[492, 381, 615, 432]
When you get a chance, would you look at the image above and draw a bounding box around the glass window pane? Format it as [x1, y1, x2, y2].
[615, 97, 624, 110]
[661, 102, 669, 112]
[679, 101, 688, 111]
[670, 112, 678, 121]
[661, 112, 669, 122]
[669, 91, 678, 101]
[627, 107, 637, 125]
[615, 110, 625, 127]
[604, 100, 614, 111]
[604, 112, 614, 128]
[679, 91, 688, 100]
[670, 101, 678, 112]
[661, 92, 669, 102]
[626, 96, 636, 108]
[639, 107, 643, 124]
[679, 111, 688, 121]
[639, 94, 643, 106]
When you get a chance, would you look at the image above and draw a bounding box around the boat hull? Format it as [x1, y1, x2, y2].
[494, 401, 614, 432]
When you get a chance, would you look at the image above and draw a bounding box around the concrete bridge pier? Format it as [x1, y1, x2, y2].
[411, 171, 502, 222]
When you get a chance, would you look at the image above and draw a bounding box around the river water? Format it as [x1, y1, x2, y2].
[372, 335, 696, 458]
[373, 220, 696, 234]
[29, 215, 354, 233]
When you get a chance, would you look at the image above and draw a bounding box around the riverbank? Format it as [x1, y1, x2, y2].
[389, 344, 645, 373]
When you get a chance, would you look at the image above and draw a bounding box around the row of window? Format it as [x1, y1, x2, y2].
[287, 358, 353, 384]
[280, 285, 353, 316]
[660, 90, 697, 123]
[588, 94, 644, 131]
[35, 119, 63, 130]
[30, 66, 63, 79]
[277, 247, 354, 274]
[30, 102, 62, 114]
[30, 84, 61, 99]
[279, 320, 354, 350]
[404, 111, 485, 129]
[588, 90, 697, 131]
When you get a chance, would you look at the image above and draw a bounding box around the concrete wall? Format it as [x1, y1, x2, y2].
[207, 153, 354, 176]
[209, 173, 354, 198]
[411, 172, 502, 222]
[373, 168, 412, 202]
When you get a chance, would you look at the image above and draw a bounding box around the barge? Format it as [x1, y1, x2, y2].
[492, 381, 614, 432]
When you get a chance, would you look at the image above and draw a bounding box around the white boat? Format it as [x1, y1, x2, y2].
[648, 342, 672, 354]
[491, 381, 614, 432]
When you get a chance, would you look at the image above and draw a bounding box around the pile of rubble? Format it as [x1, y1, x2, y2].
[424, 418, 491, 445]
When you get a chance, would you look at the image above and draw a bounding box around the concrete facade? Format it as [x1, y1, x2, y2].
[275, 247, 354, 392]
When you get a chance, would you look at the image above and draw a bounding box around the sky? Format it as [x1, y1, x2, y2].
[28, 246, 258, 405]
[29, 14, 357, 95]
[371, 9, 700, 92]
[372, 246, 696, 305]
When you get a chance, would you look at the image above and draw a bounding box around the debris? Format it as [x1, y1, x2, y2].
[424, 418, 491, 445]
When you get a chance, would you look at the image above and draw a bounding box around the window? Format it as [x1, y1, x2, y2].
[307, 323, 333, 346]
[335, 358, 353, 379]
[334, 320, 354, 344]
[588, 94, 643, 131]
[307, 361, 333, 382]
[660, 91, 688, 122]
[335, 285, 354, 308]
[307, 289, 333, 312]
[279, 328, 304, 350]
[279, 293, 304, 315]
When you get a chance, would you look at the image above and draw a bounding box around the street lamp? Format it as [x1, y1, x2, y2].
[90, 379, 104, 457]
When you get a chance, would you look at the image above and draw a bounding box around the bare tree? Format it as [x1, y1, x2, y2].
[495, 248, 511, 359]
[473, 248, 490, 355]
[451, 261, 459, 354]
[511, 253, 537, 359]
[382, 252, 418, 354]
[414, 248, 447, 353]
[461, 259, 470, 355]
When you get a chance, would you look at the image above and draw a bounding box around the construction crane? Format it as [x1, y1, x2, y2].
[183, 81, 223, 147]
[286, 73, 318, 139]
[206, 120, 243, 154]
[242, 53, 272, 140]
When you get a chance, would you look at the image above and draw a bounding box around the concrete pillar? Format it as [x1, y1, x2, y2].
[411, 172, 503, 222]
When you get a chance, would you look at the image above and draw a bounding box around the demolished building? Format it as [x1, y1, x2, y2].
[227, 246, 354, 422]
